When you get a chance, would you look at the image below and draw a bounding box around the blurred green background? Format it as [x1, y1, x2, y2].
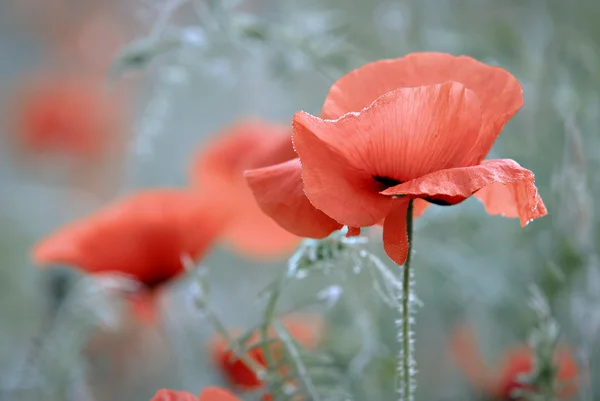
[1, 0, 599, 400]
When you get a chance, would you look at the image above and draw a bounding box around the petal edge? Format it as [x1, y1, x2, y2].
[381, 159, 547, 226]
[244, 159, 342, 239]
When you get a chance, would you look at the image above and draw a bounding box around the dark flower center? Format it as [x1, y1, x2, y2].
[424, 198, 453, 206]
[373, 175, 402, 188]
[143, 269, 180, 290]
[423, 195, 467, 206]
[373, 175, 466, 207]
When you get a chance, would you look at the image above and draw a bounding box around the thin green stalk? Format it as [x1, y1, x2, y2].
[260, 274, 285, 370]
[400, 199, 414, 401]
[204, 308, 266, 377]
[274, 322, 321, 401]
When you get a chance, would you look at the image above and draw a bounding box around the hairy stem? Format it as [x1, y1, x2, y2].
[400, 199, 415, 401]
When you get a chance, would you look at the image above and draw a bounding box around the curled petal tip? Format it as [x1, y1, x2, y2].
[31, 239, 75, 267]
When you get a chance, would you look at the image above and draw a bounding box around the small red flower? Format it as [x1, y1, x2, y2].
[245, 52, 547, 265]
[9, 73, 126, 159]
[151, 387, 240, 401]
[451, 324, 578, 400]
[190, 119, 301, 258]
[32, 189, 227, 321]
[211, 316, 323, 391]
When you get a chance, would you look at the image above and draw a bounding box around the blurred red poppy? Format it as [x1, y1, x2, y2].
[9, 73, 126, 160]
[32, 189, 227, 322]
[245, 52, 547, 265]
[451, 323, 578, 400]
[211, 316, 323, 391]
[151, 387, 240, 401]
[4, 69, 132, 198]
[10, 75, 123, 158]
[190, 119, 302, 258]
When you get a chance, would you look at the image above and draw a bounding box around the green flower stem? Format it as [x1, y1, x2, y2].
[204, 307, 267, 378]
[400, 199, 414, 401]
[260, 274, 285, 370]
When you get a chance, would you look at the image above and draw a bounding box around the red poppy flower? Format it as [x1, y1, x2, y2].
[32, 189, 227, 321]
[190, 119, 302, 258]
[245, 52, 547, 265]
[451, 324, 578, 400]
[211, 316, 323, 390]
[9, 73, 125, 159]
[151, 387, 240, 401]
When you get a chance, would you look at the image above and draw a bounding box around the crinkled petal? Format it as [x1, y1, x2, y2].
[473, 181, 538, 221]
[32, 190, 226, 286]
[245, 159, 342, 238]
[381, 159, 547, 226]
[322, 52, 523, 164]
[382, 199, 411, 265]
[292, 114, 392, 227]
[150, 389, 198, 401]
[296, 82, 482, 185]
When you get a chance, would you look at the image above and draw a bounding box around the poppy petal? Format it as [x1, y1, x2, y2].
[554, 348, 579, 397]
[495, 346, 535, 399]
[32, 190, 226, 286]
[211, 316, 323, 390]
[346, 226, 361, 237]
[295, 82, 481, 191]
[245, 159, 343, 238]
[382, 199, 411, 265]
[381, 159, 547, 226]
[449, 323, 496, 394]
[190, 120, 294, 196]
[189, 119, 298, 259]
[292, 114, 392, 227]
[412, 198, 430, 218]
[198, 387, 240, 401]
[473, 181, 543, 222]
[151, 389, 198, 401]
[322, 52, 522, 164]
[211, 334, 264, 389]
[10, 73, 126, 158]
[221, 209, 299, 257]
